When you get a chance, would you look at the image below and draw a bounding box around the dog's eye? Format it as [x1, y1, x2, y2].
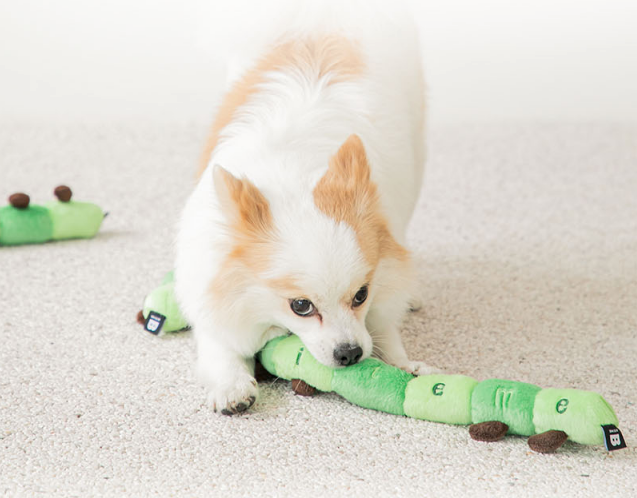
[290, 299, 315, 317]
[352, 285, 368, 307]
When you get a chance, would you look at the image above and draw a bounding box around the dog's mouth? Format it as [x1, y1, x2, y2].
[302, 339, 369, 369]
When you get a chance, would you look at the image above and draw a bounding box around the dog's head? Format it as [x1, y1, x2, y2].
[212, 134, 407, 367]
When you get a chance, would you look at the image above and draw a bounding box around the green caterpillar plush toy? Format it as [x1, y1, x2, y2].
[136, 271, 189, 334]
[0, 186, 105, 246]
[258, 334, 625, 453]
[138, 275, 627, 454]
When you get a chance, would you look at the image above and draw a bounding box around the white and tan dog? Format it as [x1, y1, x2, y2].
[175, 0, 431, 414]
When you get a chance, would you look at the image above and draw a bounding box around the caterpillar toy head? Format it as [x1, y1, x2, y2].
[532, 388, 620, 446]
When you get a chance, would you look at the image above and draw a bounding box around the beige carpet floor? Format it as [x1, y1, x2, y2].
[1, 123, 636, 497]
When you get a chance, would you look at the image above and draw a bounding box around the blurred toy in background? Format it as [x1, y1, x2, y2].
[0, 185, 105, 246]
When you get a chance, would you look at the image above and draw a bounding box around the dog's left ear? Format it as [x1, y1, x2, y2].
[212, 164, 272, 235]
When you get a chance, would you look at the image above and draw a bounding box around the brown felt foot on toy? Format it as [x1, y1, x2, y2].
[528, 430, 568, 453]
[254, 359, 276, 382]
[9, 193, 30, 209]
[469, 421, 509, 442]
[136, 310, 145, 325]
[54, 185, 72, 202]
[291, 379, 316, 396]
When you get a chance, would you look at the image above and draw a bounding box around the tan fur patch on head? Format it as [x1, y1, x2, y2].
[214, 165, 272, 241]
[209, 167, 276, 304]
[313, 135, 409, 267]
[198, 35, 366, 178]
[266, 276, 306, 299]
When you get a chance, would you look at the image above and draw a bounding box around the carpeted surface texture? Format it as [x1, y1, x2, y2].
[1, 123, 636, 497]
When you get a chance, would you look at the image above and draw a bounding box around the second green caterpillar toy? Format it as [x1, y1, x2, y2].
[0, 186, 104, 246]
[138, 275, 627, 454]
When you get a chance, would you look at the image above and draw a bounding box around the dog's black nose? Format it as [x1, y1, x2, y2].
[333, 344, 363, 366]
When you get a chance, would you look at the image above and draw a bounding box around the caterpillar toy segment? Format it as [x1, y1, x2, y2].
[471, 379, 542, 436]
[0, 199, 53, 245]
[532, 388, 618, 446]
[140, 281, 189, 334]
[404, 374, 478, 425]
[0, 186, 104, 246]
[140, 277, 626, 453]
[258, 335, 334, 392]
[160, 271, 176, 285]
[259, 334, 413, 415]
[46, 200, 104, 240]
[332, 357, 413, 416]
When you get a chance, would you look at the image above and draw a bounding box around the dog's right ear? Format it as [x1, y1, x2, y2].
[212, 165, 272, 235]
[313, 134, 376, 222]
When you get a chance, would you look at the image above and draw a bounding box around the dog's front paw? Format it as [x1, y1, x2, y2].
[396, 360, 443, 376]
[206, 374, 259, 415]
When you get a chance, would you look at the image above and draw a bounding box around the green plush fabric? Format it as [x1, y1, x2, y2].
[259, 335, 412, 416]
[471, 379, 542, 436]
[533, 388, 618, 445]
[260, 335, 334, 392]
[161, 271, 175, 285]
[331, 358, 413, 416]
[0, 205, 53, 245]
[256, 335, 287, 378]
[46, 200, 103, 240]
[142, 282, 189, 333]
[404, 375, 478, 425]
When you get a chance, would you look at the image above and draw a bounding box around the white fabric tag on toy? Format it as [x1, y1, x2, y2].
[602, 424, 627, 451]
[144, 311, 166, 335]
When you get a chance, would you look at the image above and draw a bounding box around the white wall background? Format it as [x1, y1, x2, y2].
[1, 0, 636, 126]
